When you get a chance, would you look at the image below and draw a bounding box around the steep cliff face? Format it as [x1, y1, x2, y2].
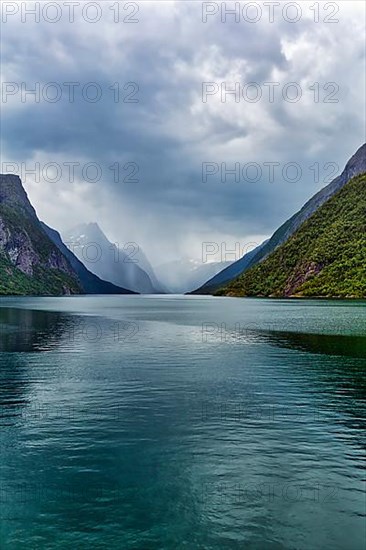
[0, 174, 82, 295]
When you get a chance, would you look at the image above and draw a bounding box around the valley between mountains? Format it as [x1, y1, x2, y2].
[1, 143, 365, 298]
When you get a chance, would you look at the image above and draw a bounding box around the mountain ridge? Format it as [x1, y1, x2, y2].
[41, 223, 137, 295]
[64, 223, 162, 294]
[190, 242, 267, 294]
[217, 172, 366, 298]
[194, 143, 366, 294]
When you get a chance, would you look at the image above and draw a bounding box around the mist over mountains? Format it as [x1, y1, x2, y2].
[154, 258, 233, 294]
[41, 222, 136, 295]
[63, 223, 164, 294]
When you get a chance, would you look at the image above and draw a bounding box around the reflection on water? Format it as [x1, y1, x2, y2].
[0, 297, 365, 550]
[0, 308, 76, 353]
[0, 309, 70, 419]
[261, 328, 366, 359]
[259, 328, 366, 456]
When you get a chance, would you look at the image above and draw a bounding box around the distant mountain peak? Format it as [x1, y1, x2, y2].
[85, 221, 102, 232]
[67, 222, 111, 247]
[63, 223, 163, 294]
[70, 221, 102, 233]
[41, 222, 136, 295]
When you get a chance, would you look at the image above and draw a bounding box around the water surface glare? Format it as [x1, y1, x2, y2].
[0, 296, 365, 549]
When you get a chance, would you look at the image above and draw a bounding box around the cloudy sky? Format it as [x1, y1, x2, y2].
[1, 1, 365, 264]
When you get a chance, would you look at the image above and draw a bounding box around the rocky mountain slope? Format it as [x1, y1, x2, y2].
[0, 174, 81, 295]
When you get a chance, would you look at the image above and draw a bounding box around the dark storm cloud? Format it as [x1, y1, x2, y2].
[1, 1, 365, 260]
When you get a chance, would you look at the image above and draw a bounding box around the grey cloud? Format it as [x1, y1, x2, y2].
[1, 2, 365, 262]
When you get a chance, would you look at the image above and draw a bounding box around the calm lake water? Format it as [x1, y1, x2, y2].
[0, 296, 365, 549]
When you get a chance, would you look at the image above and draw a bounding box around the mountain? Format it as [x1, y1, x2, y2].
[41, 223, 136, 295]
[126, 247, 167, 294]
[218, 171, 366, 298]
[194, 143, 366, 294]
[191, 242, 267, 294]
[0, 174, 82, 295]
[155, 258, 233, 294]
[63, 223, 161, 294]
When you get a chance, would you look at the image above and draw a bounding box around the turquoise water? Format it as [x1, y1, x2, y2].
[0, 296, 365, 549]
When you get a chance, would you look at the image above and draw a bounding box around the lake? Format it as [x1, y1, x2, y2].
[0, 296, 365, 549]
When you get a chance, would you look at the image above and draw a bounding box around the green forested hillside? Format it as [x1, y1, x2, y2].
[0, 253, 80, 295]
[218, 173, 366, 298]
